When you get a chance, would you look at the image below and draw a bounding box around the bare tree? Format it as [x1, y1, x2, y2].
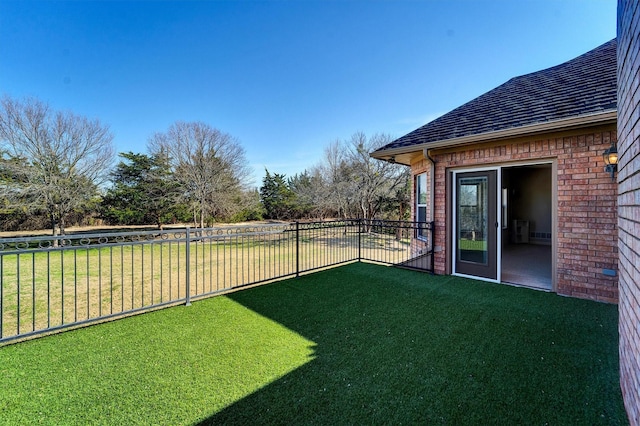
[312, 133, 408, 221]
[0, 96, 114, 236]
[346, 132, 409, 221]
[148, 121, 251, 228]
[315, 140, 355, 219]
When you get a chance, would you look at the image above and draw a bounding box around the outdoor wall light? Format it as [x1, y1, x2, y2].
[603, 144, 618, 180]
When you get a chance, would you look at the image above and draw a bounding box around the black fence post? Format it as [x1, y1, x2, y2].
[358, 219, 362, 262]
[185, 226, 191, 306]
[430, 221, 436, 274]
[295, 221, 300, 278]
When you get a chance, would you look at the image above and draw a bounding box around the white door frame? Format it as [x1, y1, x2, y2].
[451, 160, 556, 289]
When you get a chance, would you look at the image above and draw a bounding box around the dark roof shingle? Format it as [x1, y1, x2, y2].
[374, 39, 617, 153]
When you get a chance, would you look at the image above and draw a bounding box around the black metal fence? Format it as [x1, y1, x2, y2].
[0, 219, 433, 344]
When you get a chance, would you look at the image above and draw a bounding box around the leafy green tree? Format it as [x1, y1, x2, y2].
[288, 171, 317, 219]
[229, 189, 264, 222]
[260, 169, 296, 220]
[101, 152, 182, 228]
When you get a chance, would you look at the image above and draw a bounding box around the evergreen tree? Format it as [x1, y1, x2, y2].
[101, 152, 183, 227]
[260, 169, 296, 220]
[288, 171, 315, 219]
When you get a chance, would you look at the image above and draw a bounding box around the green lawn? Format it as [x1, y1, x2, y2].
[0, 263, 627, 425]
[458, 238, 487, 251]
[1, 229, 412, 340]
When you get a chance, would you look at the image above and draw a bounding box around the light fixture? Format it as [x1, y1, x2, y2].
[603, 144, 618, 180]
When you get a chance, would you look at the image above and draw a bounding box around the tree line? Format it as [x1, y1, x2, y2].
[260, 133, 410, 222]
[0, 95, 409, 235]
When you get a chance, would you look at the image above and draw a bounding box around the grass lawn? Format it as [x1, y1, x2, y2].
[458, 238, 487, 251]
[1, 229, 410, 339]
[0, 263, 627, 425]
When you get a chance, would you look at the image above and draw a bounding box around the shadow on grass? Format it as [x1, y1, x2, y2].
[197, 262, 627, 425]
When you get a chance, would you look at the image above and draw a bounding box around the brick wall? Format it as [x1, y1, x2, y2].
[617, 0, 640, 423]
[409, 159, 432, 256]
[411, 127, 619, 303]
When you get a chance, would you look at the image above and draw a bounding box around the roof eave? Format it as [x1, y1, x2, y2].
[371, 109, 617, 165]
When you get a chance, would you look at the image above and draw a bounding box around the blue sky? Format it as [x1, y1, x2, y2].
[0, 1, 616, 186]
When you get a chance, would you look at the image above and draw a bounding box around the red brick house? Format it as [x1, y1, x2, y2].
[616, 0, 639, 422]
[372, 39, 619, 303]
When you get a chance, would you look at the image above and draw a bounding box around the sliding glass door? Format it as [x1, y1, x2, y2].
[454, 170, 498, 280]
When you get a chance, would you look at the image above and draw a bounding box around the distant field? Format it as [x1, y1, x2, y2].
[0, 221, 279, 238]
